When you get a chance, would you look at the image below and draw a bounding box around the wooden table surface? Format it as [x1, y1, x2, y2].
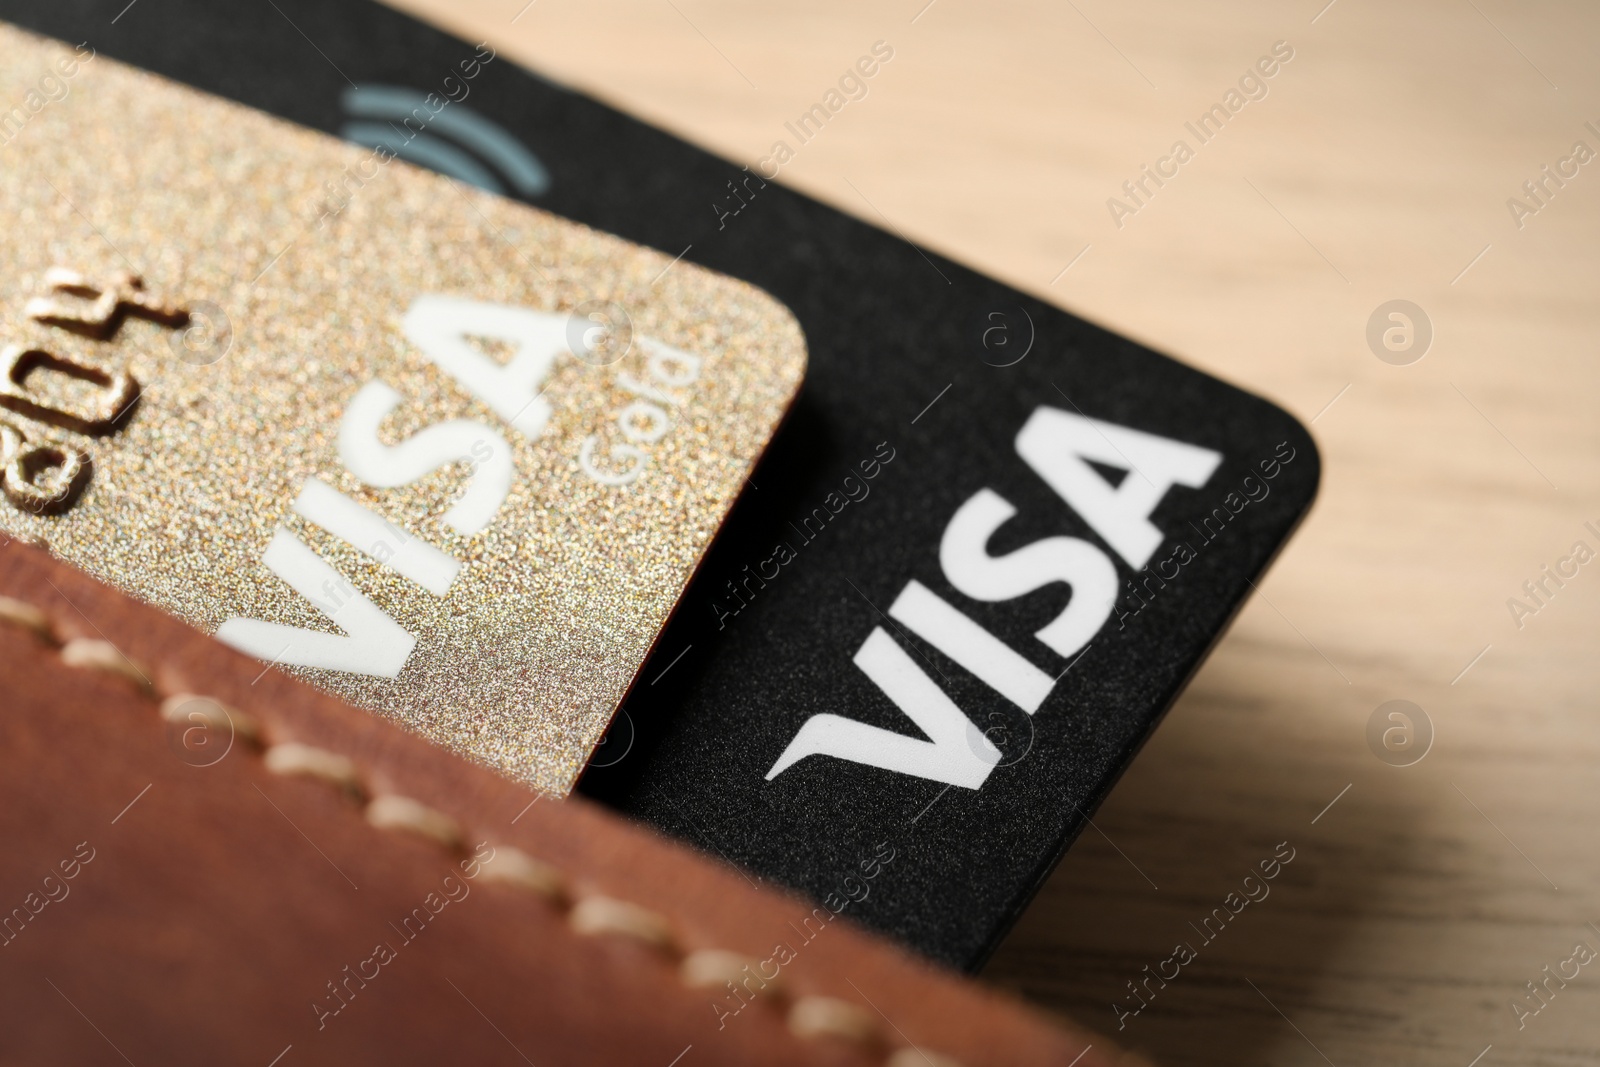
[390, 2, 1600, 1063]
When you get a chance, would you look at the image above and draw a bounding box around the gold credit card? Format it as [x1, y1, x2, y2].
[0, 26, 805, 794]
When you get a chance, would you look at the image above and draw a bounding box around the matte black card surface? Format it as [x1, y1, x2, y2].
[7, 0, 1318, 968]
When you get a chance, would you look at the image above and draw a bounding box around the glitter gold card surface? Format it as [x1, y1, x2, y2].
[0, 25, 805, 794]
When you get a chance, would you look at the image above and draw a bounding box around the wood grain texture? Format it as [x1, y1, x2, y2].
[385, 2, 1600, 1063]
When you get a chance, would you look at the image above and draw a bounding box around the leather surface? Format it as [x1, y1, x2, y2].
[0, 538, 1140, 1067]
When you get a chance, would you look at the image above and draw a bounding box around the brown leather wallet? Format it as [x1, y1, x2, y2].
[0, 538, 1140, 1066]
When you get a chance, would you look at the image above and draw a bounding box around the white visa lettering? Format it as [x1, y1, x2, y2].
[1014, 407, 1221, 569]
[940, 487, 1118, 661]
[402, 295, 568, 441]
[888, 579, 1052, 713]
[336, 379, 513, 536]
[293, 477, 461, 597]
[216, 529, 417, 678]
[766, 407, 1222, 788]
[220, 297, 563, 680]
[765, 627, 1001, 789]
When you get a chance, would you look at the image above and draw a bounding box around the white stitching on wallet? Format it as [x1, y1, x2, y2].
[365, 794, 463, 849]
[59, 637, 153, 694]
[0, 594, 967, 1067]
[788, 995, 880, 1044]
[478, 843, 565, 902]
[263, 742, 363, 794]
[570, 894, 677, 949]
[159, 693, 262, 744]
[0, 594, 52, 640]
[681, 948, 775, 992]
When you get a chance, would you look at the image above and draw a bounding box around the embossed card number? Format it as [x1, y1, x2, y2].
[0, 268, 176, 513]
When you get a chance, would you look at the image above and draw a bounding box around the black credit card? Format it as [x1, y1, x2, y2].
[7, 0, 1318, 968]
